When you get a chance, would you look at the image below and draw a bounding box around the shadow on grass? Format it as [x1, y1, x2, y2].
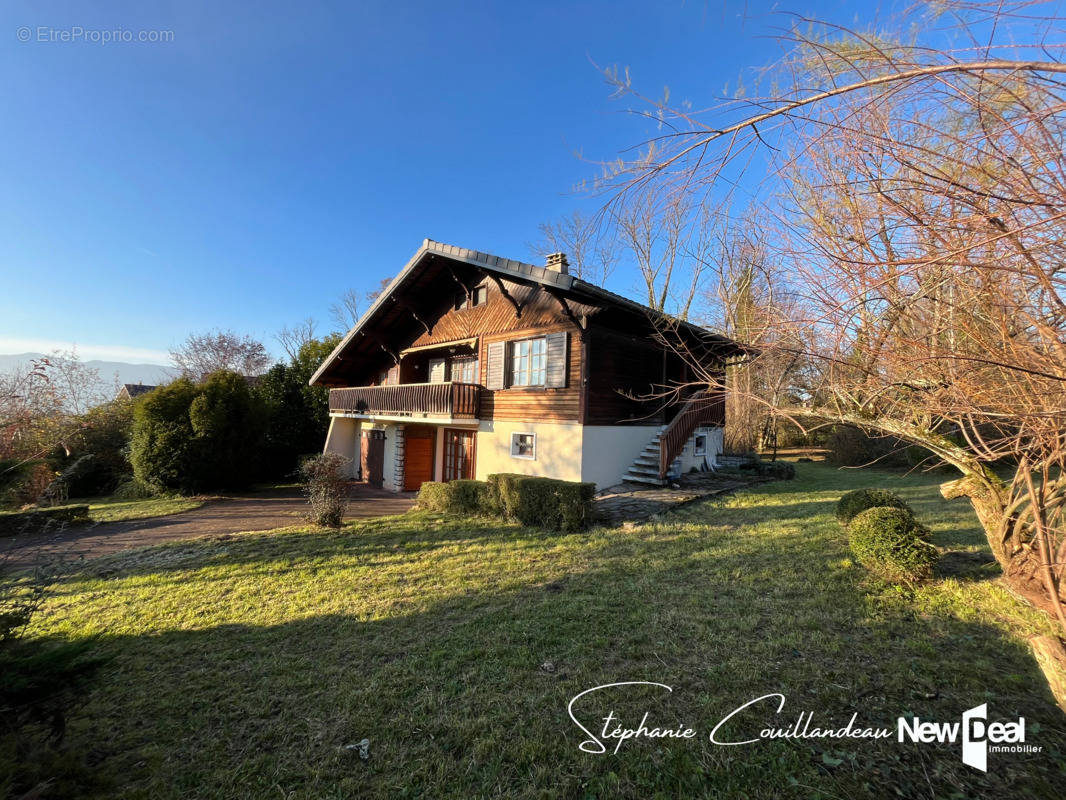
[25, 519, 1066, 800]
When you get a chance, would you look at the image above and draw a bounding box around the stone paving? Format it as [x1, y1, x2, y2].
[593, 472, 759, 527]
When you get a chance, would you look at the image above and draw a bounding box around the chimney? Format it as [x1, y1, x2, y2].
[545, 252, 569, 274]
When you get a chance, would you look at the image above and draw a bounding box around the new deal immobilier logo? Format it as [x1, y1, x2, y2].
[897, 703, 1040, 771]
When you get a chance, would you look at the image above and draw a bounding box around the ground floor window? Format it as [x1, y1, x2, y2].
[694, 433, 708, 456]
[443, 429, 475, 481]
[510, 432, 536, 459]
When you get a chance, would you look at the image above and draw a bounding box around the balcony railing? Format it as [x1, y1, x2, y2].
[329, 382, 481, 419]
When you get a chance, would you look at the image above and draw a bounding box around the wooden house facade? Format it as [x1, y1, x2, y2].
[311, 240, 744, 492]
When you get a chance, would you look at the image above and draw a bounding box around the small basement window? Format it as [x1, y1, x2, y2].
[693, 433, 708, 456]
[510, 432, 536, 459]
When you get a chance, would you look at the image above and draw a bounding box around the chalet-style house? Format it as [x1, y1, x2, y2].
[310, 240, 746, 492]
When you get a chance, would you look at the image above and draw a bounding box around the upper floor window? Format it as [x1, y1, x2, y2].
[453, 284, 488, 311]
[509, 337, 546, 387]
[450, 356, 478, 384]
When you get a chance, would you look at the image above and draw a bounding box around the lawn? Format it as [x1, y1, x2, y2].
[22, 463, 1066, 798]
[82, 496, 204, 523]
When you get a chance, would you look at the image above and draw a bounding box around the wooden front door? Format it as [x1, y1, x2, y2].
[443, 429, 475, 482]
[404, 426, 435, 491]
[360, 430, 385, 487]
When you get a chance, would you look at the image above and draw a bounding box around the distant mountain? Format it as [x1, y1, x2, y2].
[0, 352, 173, 398]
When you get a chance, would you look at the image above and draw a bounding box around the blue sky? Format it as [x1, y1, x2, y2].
[0, 0, 856, 364]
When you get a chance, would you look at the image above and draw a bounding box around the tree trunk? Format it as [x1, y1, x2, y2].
[942, 474, 1065, 619]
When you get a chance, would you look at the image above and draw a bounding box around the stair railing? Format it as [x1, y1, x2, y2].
[658, 390, 726, 477]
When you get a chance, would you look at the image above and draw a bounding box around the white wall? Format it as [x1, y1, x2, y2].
[580, 424, 661, 491]
[475, 420, 584, 483]
[673, 426, 724, 475]
[323, 416, 360, 478]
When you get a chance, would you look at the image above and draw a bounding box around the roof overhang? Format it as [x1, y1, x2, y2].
[310, 240, 581, 386]
[310, 239, 750, 386]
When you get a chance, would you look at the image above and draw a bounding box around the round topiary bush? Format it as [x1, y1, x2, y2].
[836, 488, 910, 526]
[847, 506, 937, 583]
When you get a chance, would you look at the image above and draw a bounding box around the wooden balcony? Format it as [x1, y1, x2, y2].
[329, 382, 481, 420]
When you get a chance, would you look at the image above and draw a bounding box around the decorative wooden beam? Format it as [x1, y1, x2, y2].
[446, 265, 473, 301]
[360, 331, 400, 365]
[394, 296, 432, 335]
[546, 289, 585, 329]
[483, 272, 523, 318]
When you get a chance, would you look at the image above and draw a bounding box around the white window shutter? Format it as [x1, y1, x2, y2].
[486, 341, 505, 390]
[545, 331, 568, 388]
[428, 358, 446, 383]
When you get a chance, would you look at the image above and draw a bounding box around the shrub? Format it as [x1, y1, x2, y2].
[847, 506, 937, 583]
[836, 488, 911, 526]
[253, 335, 341, 480]
[487, 473, 595, 532]
[416, 479, 498, 515]
[112, 476, 155, 500]
[759, 461, 795, 480]
[0, 461, 56, 508]
[300, 452, 350, 527]
[54, 400, 135, 497]
[130, 373, 267, 493]
[825, 425, 908, 468]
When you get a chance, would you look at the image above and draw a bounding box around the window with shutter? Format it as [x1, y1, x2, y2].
[509, 337, 546, 386]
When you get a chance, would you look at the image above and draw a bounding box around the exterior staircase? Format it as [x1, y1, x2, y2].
[622, 428, 671, 486]
[621, 391, 726, 487]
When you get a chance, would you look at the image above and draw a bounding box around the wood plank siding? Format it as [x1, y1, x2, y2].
[477, 325, 582, 422]
[583, 325, 670, 425]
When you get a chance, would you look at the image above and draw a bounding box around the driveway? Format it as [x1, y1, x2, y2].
[3, 485, 415, 570]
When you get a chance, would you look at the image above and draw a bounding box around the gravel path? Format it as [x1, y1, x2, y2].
[3, 485, 415, 570]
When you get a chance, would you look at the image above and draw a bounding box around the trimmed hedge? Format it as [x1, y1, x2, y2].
[416, 479, 499, 516]
[488, 473, 595, 532]
[836, 488, 910, 526]
[847, 506, 937, 583]
[0, 505, 91, 537]
[416, 474, 595, 532]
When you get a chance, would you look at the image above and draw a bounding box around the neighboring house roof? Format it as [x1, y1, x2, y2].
[311, 238, 748, 386]
[116, 383, 157, 400]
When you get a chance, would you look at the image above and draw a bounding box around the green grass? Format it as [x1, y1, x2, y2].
[82, 496, 204, 523]
[22, 463, 1066, 798]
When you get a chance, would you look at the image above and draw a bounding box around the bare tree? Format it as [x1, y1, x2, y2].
[706, 230, 807, 454]
[600, 2, 1066, 629]
[329, 279, 393, 334]
[329, 289, 362, 333]
[276, 318, 318, 362]
[45, 349, 108, 415]
[170, 330, 270, 381]
[365, 277, 392, 306]
[613, 186, 717, 319]
[532, 210, 619, 286]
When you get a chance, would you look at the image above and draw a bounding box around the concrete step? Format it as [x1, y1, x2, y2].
[622, 473, 666, 486]
[622, 462, 656, 475]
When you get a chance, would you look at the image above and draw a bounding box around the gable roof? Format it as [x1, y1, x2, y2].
[116, 383, 157, 399]
[310, 239, 745, 386]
